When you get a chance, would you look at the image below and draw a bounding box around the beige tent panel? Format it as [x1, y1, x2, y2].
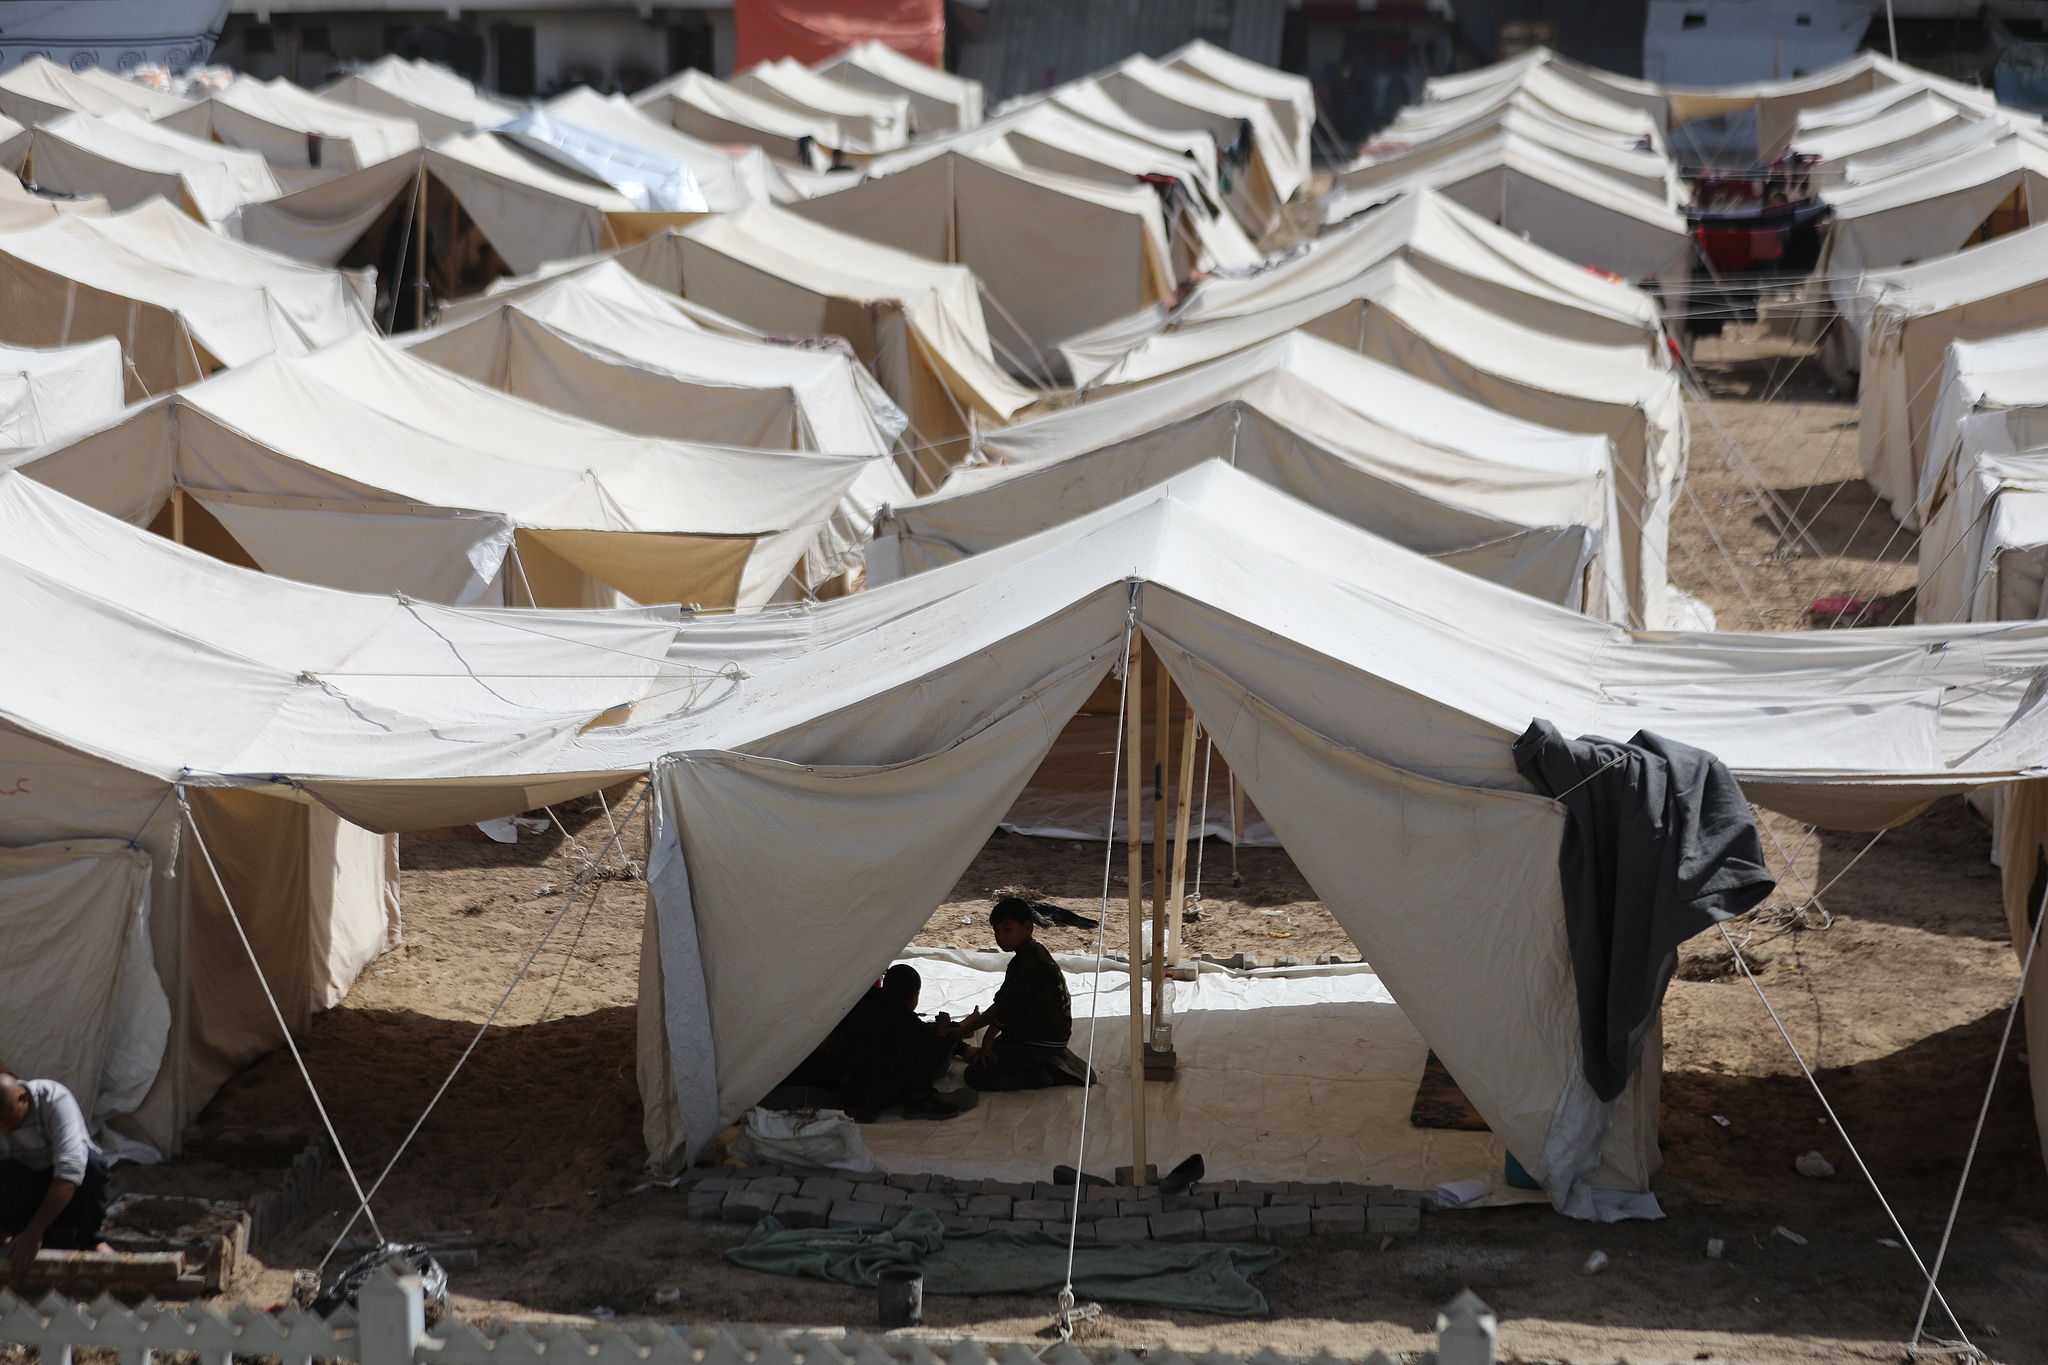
[521, 527, 753, 610]
[237, 153, 419, 266]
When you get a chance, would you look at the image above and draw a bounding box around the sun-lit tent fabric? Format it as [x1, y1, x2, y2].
[789, 148, 1173, 369]
[1785, 79, 1997, 148]
[1789, 94, 1982, 185]
[0, 337, 123, 451]
[1346, 105, 1681, 206]
[615, 460, 2048, 1190]
[632, 69, 835, 170]
[1850, 221, 2048, 525]
[1423, 47, 1674, 127]
[1082, 258, 1685, 630]
[0, 172, 106, 229]
[1917, 449, 2048, 624]
[401, 260, 912, 590]
[234, 153, 421, 267]
[496, 105, 709, 213]
[425, 132, 702, 276]
[0, 199, 371, 396]
[576, 202, 1034, 483]
[0, 57, 195, 129]
[0, 470, 686, 1152]
[319, 56, 516, 140]
[0, 111, 26, 174]
[8, 331, 879, 610]
[540, 89, 760, 213]
[1659, 51, 1993, 155]
[1162, 39, 1315, 175]
[1918, 327, 2048, 525]
[1061, 189, 1666, 386]
[30, 110, 279, 229]
[1322, 134, 1695, 291]
[191, 76, 421, 191]
[1383, 62, 1670, 157]
[733, 58, 910, 153]
[873, 331, 1625, 619]
[813, 40, 983, 134]
[1839, 116, 2026, 190]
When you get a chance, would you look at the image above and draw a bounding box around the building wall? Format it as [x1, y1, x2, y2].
[951, 0, 1286, 105]
[218, 3, 735, 93]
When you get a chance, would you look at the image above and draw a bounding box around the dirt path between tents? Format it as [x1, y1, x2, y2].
[109, 330, 2048, 1363]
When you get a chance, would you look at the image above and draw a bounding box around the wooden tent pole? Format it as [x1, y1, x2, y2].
[1151, 649, 1170, 1020]
[171, 486, 185, 545]
[1166, 713, 1199, 969]
[1124, 630, 1147, 1183]
[413, 162, 427, 331]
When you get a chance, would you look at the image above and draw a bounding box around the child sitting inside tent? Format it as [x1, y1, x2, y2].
[947, 897, 1087, 1091]
[781, 965, 969, 1120]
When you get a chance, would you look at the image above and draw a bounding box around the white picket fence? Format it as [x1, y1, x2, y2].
[0, 1265, 1499, 1365]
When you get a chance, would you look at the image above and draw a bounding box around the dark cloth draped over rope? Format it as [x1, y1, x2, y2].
[1514, 719, 1776, 1101]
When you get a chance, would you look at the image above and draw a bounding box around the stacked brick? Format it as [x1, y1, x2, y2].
[680, 1166, 1431, 1242]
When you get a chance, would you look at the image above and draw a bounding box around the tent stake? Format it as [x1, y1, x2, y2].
[1124, 629, 1147, 1182]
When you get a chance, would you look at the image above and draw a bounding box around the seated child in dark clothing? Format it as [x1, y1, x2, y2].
[787, 965, 964, 1119]
[951, 897, 1081, 1092]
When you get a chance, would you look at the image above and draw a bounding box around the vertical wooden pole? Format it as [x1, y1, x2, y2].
[1150, 650, 1170, 1034]
[1123, 630, 1147, 1183]
[413, 164, 428, 332]
[171, 486, 185, 545]
[1231, 772, 1244, 883]
[1166, 714, 1199, 968]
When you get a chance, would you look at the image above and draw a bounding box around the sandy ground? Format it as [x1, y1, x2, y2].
[104, 329, 2048, 1363]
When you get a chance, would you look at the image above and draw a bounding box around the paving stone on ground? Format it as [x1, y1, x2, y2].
[964, 1194, 1013, 1218]
[800, 1178, 855, 1202]
[722, 1190, 778, 1223]
[1257, 1204, 1313, 1242]
[773, 1195, 831, 1229]
[1313, 1205, 1365, 1236]
[1014, 1199, 1067, 1221]
[1203, 1206, 1259, 1240]
[1149, 1210, 1205, 1242]
[829, 1199, 886, 1226]
[747, 1176, 798, 1197]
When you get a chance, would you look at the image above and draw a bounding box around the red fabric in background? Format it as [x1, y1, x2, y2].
[734, 0, 944, 69]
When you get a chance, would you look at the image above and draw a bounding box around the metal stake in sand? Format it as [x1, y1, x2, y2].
[1124, 627, 1147, 1182]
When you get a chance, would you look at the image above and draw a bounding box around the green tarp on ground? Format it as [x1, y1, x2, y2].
[725, 1208, 1285, 1317]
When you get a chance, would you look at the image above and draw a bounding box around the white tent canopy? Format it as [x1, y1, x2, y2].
[30, 110, 279, 229]
[319, 56, 517, 140]
[0, 199, 371, 396]
[1918, 448, 2048, 625]
[789, 147, 1173, 372]
[609, 462, 2048, 1198]
[632, 69, 835, 170]
[0, 470, 685, 1153]
[1789, 93, 1982, 184]
[813, 41, 984, 134]
[1851, 220, 2048, 524]
[1920, 326, 2048, 526]
[1322, 133, 1695, 291]
[733, 58, 911, 153]
[1347, 103, 1681, 206]
[1162, 39, 1315, 176]
[401, 259, 912, 591]
[872, 331, 1627, 620]
[538, 88, 762, 214]
[1379, 62, 1670, 156]
[0, 57, 194, 129]
[7, 331, 880, 611]
[1074, 258, 1686, 629]
[0, 337, 123, 450]
[189, 76, 421, 191]
[0, 170, 106, 229]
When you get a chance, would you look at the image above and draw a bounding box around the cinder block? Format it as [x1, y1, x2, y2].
[868, 1185, 908, 1206]
[1316, 1193, 1369, 1208]
[1033, 1182, 1069, 1202]
[1370, 1189, 1424, 1207]
[1202, 1206, 1259, 1241]
[849, 1169, 892, 1185]
[1073, 1221, 1098, 1242]
[1313, 1205, 1365, 1237]
[1217, 1189, 1266, 1208]
[1239, 1181, 1289, 1196]
[734, 1165, 780, 1180]
[1114, 1165, 1158, 1186]
[1119, 1198, 1162, 1217]
[939, 1213, 989, 1234]
[695, 1176, 743, 1195]
[773, 1195, 832, 1229]
[1290, 1182, 1341, 1195]
[829, 1199, 886, 1227]
[1101, 1185, 1138, 1203]
[799, 1178, 855, 1202]
[981, 1180, 1034, 1198]
[1164, 1192, 1216, 1213]
[1367, 1205, 1421, 1235]
[1342, 1182, 1392, 1197]
[1257, 1205, 1313, 1242]
[887, 1173, 932, 1192]
[721, 1189, 778, 1223]
[1149, 1210, 1205, 1243]
[1095, 1216, 1151, 1243]
[1267, 1193, 1315, 1208]
[1192, 1180, 1237, 1194]
[686, 1190, 725, 1221]
[1014, 1199, 1068, 1221]
[747, 1176, 799, 1197]
[908, 1191, 956, 1211]
[965, 1194, 1013, 1218]
[1076, 1199, 1118, 1220]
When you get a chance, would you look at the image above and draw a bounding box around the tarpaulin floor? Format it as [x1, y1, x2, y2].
[858, 948, 1542, 1201]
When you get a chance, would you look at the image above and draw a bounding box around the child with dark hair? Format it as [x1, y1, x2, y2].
[950, 897, 1080, 1091]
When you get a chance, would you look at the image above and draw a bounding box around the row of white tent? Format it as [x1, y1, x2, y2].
[10, 41, 2048, 1204]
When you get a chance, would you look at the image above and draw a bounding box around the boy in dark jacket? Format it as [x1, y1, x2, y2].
[952, 897, 1080, 1091]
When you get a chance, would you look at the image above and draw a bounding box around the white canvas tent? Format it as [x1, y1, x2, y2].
[1917, 448, 2048, 626]
[0, 171, 105, 229]
[612, 461, 2048, 1199]
[1851, 221, 2048, 524]
[0, 199, 371, 397]
[0, 337, 123, 451]
[1664, 51, 1995, 157]
[188, 76, 420, 191]
[234, 154, 422, 268]
[1345, 105, 1681, 206]
[733, 58, 911, 153]
[319, 56, 517, 140]
[1919, 326, 2048, 524]
[538, 89, 765, 214]
[813, 41, 983, 134]
[0, 111, 27, 174]
[632, 69, 835, 170]
[1073, 259, 1686, 628]
[1322, 134, 1695, 292]
[0, 468, 684, 1155]
[29, 110, 279, 229]
[1788, 93, 1982, 185]
[1162, 39, 1315, 177]
[8, 331, 880, 610]
[871, 330, 1627, 621]
[401, 260, 912, 590]
[789, 148, 1173, 373]
[1376, 62, 1670, 157]
[0, 57, 195, 130]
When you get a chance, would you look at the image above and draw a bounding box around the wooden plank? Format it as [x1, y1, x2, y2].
[1124, 628, 1147, 1182]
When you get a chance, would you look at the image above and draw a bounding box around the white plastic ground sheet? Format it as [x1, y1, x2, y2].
[855, 948, 1531, 1198]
